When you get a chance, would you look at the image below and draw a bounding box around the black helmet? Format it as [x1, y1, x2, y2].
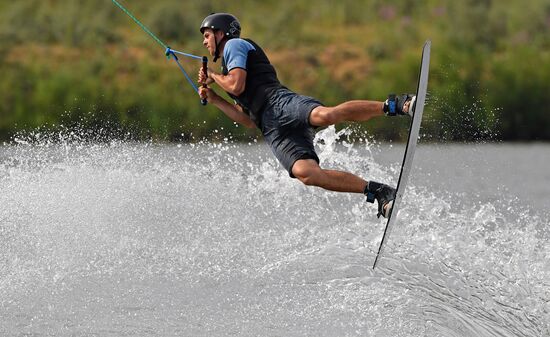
[200, 13, 241, 39]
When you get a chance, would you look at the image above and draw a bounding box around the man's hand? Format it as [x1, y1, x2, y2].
[198, 86, 220, 104]
[198, 67, 215, 86]
[198, 86, 256, 129]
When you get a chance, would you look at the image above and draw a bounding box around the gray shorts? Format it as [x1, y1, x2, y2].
[260, 88, 323, 177]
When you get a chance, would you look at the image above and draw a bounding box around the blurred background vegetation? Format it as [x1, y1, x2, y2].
[0, 0, 549, 142]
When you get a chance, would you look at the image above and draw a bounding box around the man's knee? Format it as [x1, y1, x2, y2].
[310, 106, 336, 127]
[292, 160, 323, 186]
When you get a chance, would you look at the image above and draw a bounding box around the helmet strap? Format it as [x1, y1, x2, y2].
[212, 34, 218, 62]
[213, 32, 227, 63]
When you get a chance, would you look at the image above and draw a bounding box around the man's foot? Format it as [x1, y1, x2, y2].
[383, 93, 416, 117]
[364, 181, 396, 218]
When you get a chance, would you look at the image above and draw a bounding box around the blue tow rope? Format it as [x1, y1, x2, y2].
[111, 0, 207, 104]
[166, 48, 199, 93]
[165, 47, 202, 92]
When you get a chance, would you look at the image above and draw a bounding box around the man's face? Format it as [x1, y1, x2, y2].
[202, 29, 223, 57]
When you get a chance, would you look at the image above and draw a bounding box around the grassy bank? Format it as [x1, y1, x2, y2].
[1, 0, 549, 141]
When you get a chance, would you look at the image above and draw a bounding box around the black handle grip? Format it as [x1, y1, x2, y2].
[200, 56, 208, 106]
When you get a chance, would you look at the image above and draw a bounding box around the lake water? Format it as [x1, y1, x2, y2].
[1, 127, 549, 336]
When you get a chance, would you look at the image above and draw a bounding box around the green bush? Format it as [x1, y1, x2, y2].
[0, 0, 549, 141]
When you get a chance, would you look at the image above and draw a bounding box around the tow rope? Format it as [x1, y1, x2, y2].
[111, 0, 208, 105]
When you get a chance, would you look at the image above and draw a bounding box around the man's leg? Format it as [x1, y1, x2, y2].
[292, 159, 394, 217]
[291, 159, 367, 193]
[309, 99, 411, 127]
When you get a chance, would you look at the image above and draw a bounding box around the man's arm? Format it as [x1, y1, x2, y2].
[198, 86, 256, 129]
[198, 66, 246, 96]
[206, 68, 247, 97]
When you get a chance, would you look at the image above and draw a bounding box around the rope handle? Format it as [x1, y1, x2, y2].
[201, 57, 208, 106]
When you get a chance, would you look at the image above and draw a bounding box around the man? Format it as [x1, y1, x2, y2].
[198, 13, 415, 218]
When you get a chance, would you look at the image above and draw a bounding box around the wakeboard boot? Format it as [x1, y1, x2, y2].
[383, 93, 416, 117]
[364, 181, 396, 218]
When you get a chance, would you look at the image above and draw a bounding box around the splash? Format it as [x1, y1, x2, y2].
[0, 127, 548, 336]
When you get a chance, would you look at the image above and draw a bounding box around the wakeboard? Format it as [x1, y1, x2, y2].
[372, 40, 431, 269]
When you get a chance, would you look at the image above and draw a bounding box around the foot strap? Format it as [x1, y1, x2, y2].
[365, 181, 396, 218]
[366, 191, 376, 203]
[384, 93, 414, 116]
[383, 94, 397, 116]
[378, 200, 393, 218]
[364, 181, 382, 203]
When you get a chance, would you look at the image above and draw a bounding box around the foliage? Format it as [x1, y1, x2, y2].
[0, 0, 549, 141]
